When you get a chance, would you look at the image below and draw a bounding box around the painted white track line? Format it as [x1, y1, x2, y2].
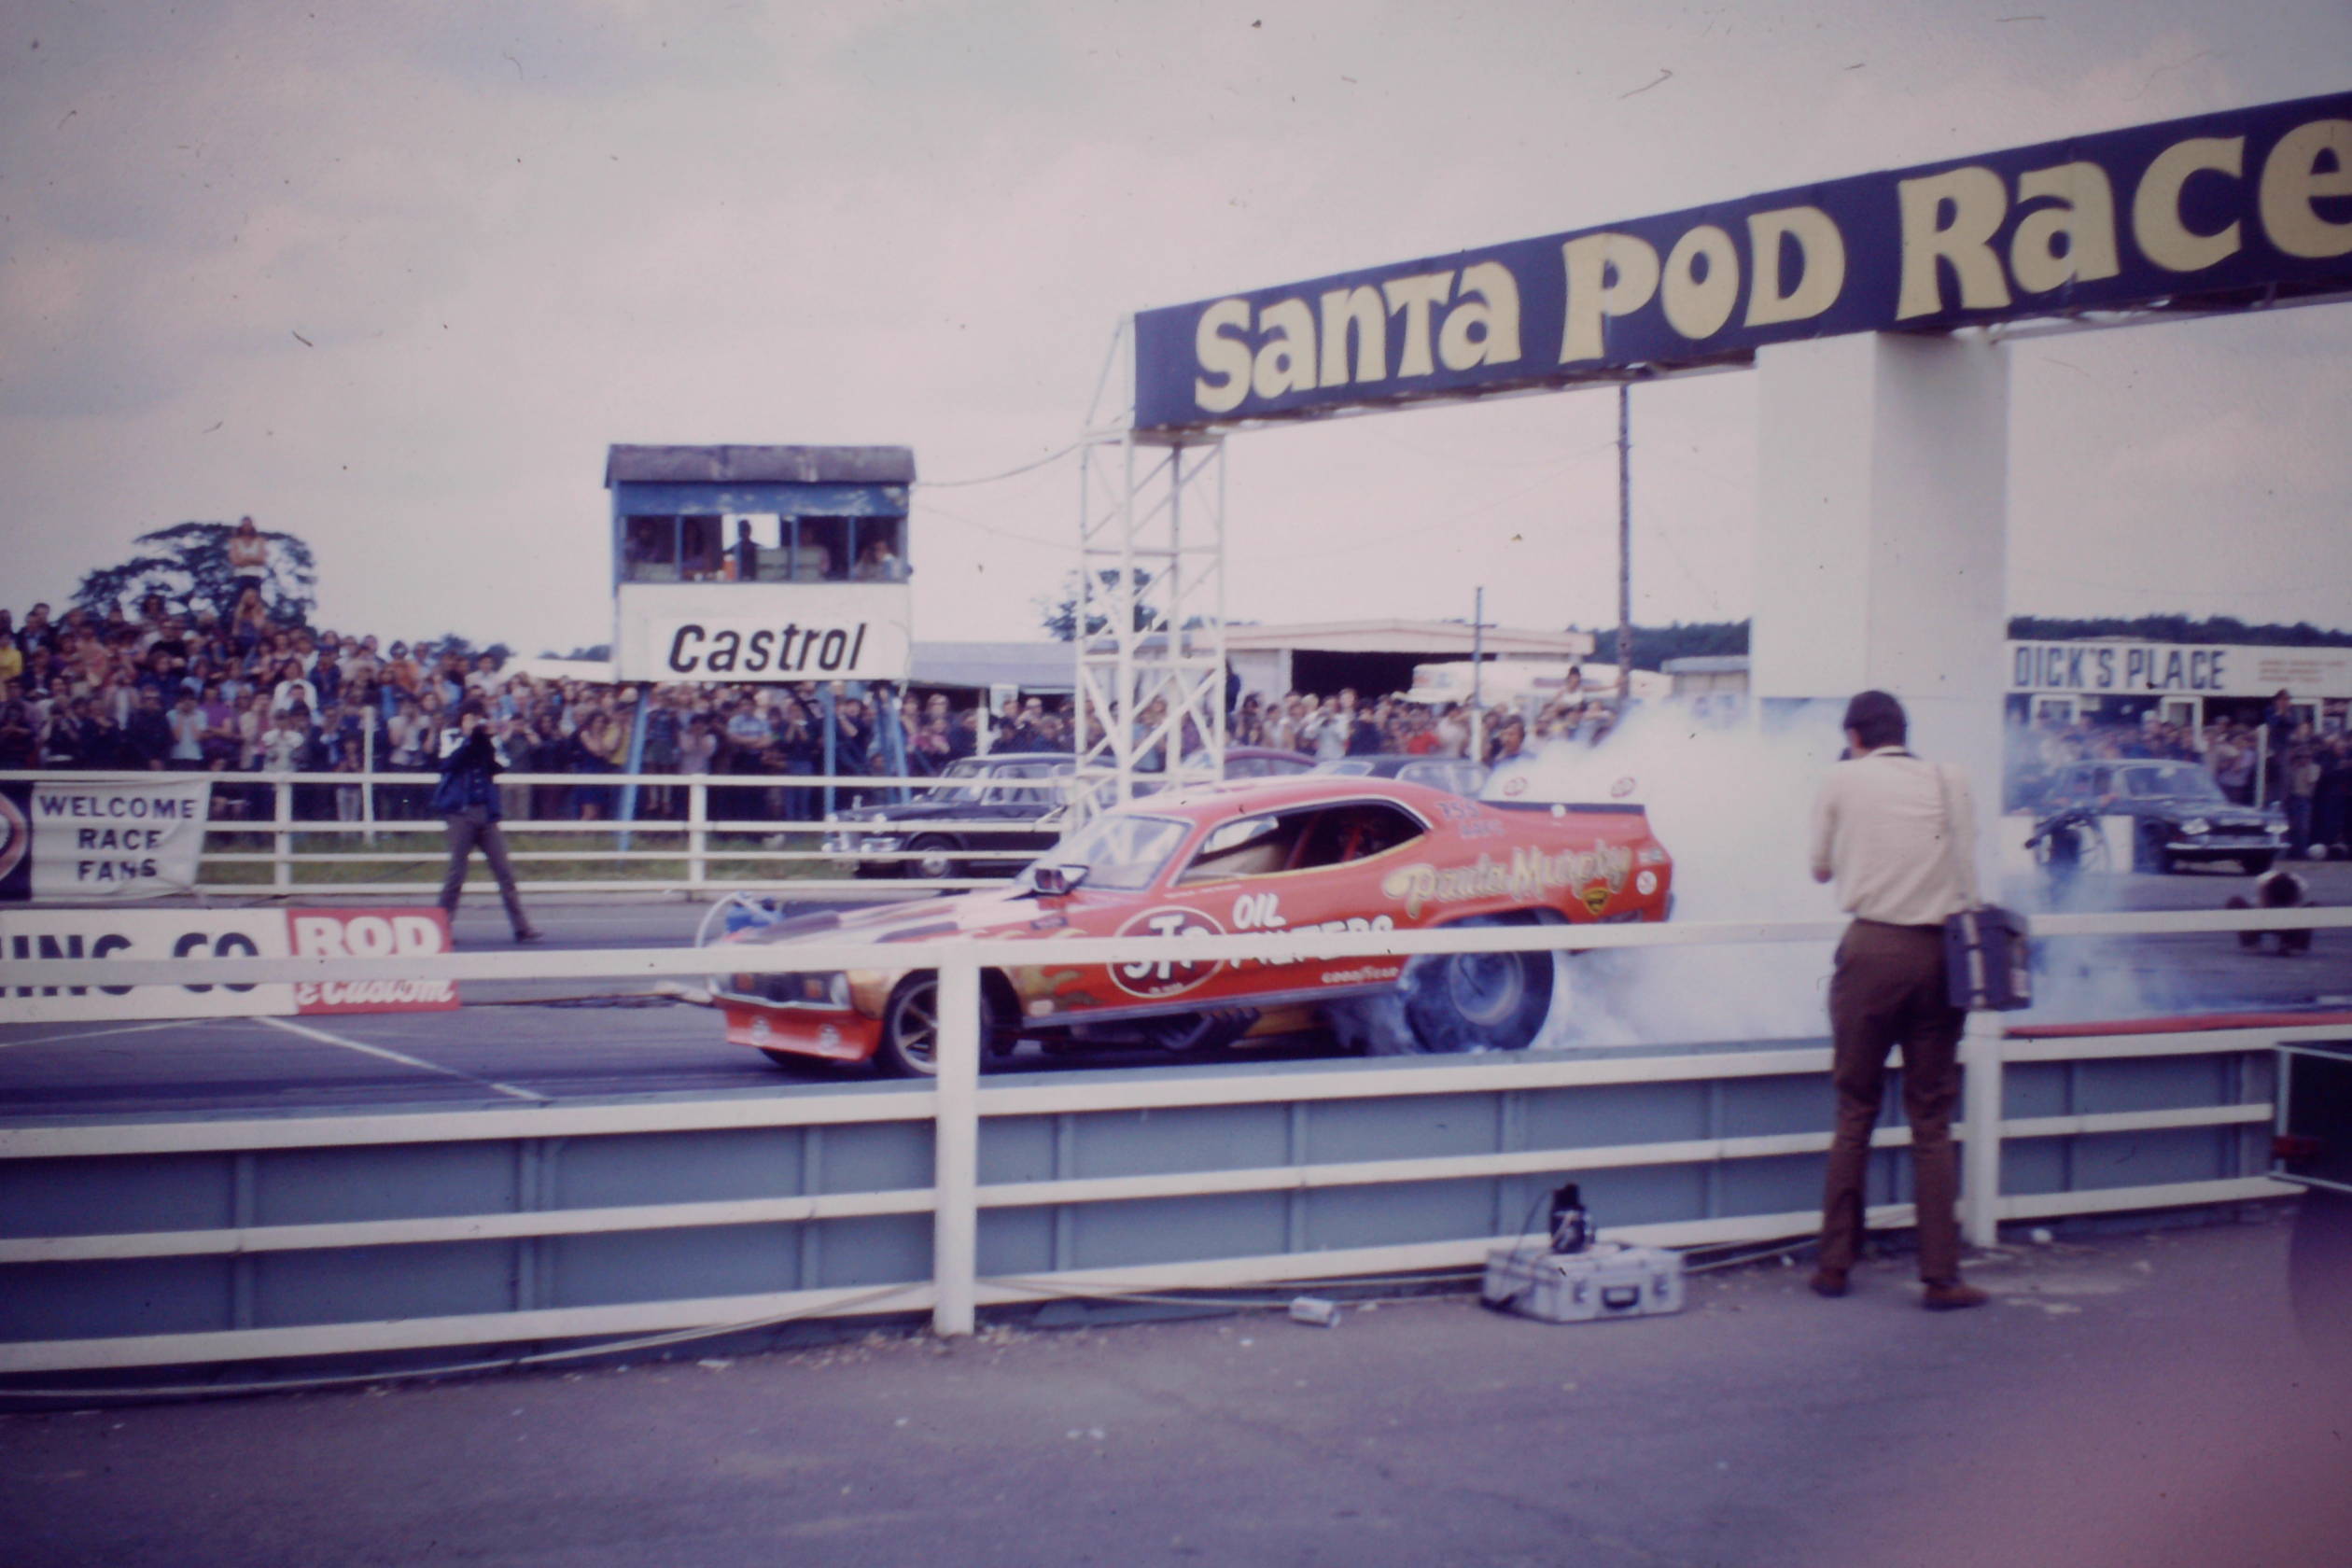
[259, 1016, 550, 1102]
[0, 1018, 226, 1051]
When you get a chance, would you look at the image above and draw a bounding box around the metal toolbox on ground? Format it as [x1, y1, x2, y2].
[1481, 1242, 1686, 1323]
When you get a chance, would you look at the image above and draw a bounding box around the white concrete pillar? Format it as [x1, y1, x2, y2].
[1753, 331, 2011, 863]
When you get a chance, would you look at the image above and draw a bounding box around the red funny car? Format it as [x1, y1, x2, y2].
[714, 775, 1673, 1075]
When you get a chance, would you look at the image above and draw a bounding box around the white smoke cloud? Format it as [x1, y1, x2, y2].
[1488, 700, 1849, 1049]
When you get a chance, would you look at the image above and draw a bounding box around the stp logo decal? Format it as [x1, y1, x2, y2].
[1635, 870, 1659, 896]
[1110, 906, 1225, 999]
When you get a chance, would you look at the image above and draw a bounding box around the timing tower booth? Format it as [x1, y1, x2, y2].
[605, 444, 918, 819]
[609, 444, 915, 684]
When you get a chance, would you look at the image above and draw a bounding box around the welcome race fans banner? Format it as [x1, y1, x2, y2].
[0, 906, 458, 1024]
[0, 777, 213, 901]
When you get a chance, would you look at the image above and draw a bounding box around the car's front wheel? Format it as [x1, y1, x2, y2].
[2137, 826, 2176, 875]
[905, 834, 961, 880]
[875, 973, 1015, 1077]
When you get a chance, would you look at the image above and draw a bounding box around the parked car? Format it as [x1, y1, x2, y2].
[824, 752, 1074, 879]
[720, 774, 1674, 1075]
[1311, 753, 1489, 796]
[1211, 745, 1318, 780]
[829, 747, 1315, 879]
[2040, 760, 2288, 874]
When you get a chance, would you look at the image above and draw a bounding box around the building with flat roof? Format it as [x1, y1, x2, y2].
[1225, 619, 1595, 699]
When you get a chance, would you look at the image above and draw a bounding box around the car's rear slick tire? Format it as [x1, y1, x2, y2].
[1395, 914, 1556, 1054]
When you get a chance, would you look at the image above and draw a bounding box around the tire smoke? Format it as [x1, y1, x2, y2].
[1487, 701, 1848, 1049]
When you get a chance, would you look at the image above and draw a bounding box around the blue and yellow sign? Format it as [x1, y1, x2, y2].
[1135, 91, 2352, 430]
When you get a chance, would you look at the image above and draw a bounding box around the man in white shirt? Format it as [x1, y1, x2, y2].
[1806, 690, 1987, 1310]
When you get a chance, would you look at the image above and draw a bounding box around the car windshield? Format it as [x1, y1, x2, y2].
[1312, 759, 1377, 776]
[917, 758, 1001, 804]
[2122, 764, 2223, 801]
[1037, 812, 1189, 891]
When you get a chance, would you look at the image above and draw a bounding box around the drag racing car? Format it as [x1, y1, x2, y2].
[715, 774, 1673, 1076]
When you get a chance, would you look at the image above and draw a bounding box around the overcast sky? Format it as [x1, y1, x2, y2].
[5, 1, 2348, 656]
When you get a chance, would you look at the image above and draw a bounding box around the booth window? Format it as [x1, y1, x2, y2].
[789, 516, 848, 581]
[679, 515, 721, 581]
[623, 511, 906, 585]
[721, 515, 789, 581]
[850, 517, 908, 581]
[622, 515, 678, 581]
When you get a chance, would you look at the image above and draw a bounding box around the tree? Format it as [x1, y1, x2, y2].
[1036, 567, 1168, 641]
[1565, 620, 1751, 669]
[2007, 613, 2352, 647]
[74, 521, 318, 625]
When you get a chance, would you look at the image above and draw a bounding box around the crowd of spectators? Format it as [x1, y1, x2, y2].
[0, 586, 1642, 830]
[1230, 686, 1621, 764]
[18, 587, 2342, 851]
[0, 595, 1069, 826]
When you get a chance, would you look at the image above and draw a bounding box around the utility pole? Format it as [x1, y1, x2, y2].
[1470, 585, 1487, 764]
[1471, 585, 1486, 708]
[1616, 381, 1633, 699]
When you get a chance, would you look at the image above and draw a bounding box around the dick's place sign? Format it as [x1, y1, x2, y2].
[1133, 91, 2352, 430]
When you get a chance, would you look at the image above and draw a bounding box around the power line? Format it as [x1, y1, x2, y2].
[915, 441, 1083, 488]
[909, 492, 1071, 553]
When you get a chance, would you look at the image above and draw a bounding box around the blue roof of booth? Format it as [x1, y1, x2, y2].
[604, 445, 917, 486]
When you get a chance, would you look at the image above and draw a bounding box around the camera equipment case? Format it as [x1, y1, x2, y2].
[1480, 1241, 1686, 1323]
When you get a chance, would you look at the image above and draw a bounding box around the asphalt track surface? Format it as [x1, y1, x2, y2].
[2, 863, 2347, 1121]
[3, 1211, 2345, 1568]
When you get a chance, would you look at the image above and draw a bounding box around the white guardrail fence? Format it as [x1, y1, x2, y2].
[2, 905, 2345, 1377]
[4, 767, 1054, 897]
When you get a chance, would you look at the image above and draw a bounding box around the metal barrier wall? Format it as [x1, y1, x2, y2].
[1, 909, 2344, 1379]
[2, 767, 1051, 897]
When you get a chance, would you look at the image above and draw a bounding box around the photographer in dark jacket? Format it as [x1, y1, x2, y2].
[434, 707, 539, 944]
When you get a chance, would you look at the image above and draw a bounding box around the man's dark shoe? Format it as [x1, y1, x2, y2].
[1808, 1268, 1849, 1298]
[1921, 1281, 1988, 1311]
[513, 928, 544, 944]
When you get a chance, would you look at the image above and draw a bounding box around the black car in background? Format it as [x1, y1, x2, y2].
[828, 747, 1316, 878]
[1311, 753, 1490, 797]
[827, 754, 1073, 878]
[2041, 759, 2288, 874]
